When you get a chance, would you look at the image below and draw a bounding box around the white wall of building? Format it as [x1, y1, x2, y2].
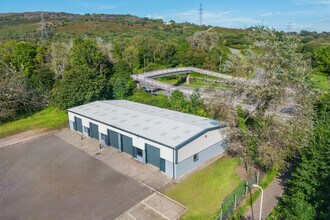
[177, 128, 228, 163]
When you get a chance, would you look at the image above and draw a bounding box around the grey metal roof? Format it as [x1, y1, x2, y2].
[68, 100, 224, 149]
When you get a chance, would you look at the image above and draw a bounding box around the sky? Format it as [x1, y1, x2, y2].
[0, 0, 329, 32]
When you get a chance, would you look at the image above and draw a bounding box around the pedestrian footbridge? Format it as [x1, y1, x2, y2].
[130, 67, 234, 96]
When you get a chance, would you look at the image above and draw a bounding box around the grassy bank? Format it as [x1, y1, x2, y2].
[165, 156, 242, 220]
[0, 107, 67, 138]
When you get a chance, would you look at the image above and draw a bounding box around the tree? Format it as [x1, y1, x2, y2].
[210, 28, 315, 171]
[111, 60, 133, 82]
[0, 61, 45, 123]
[271, 94, 330, 220]
[313, 45, 330, 75]
[190, 89, 208, 116]
[50, 42, 71, 78]
[0, 40, 55, 93]
[53, 37, 113, 109]
[113, 77, 135, 99]
[68, 37, 112, 76]
[188, 31, 219, 52]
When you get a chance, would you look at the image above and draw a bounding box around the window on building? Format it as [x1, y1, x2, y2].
[193, 153, 199, 162]
[84, 126, 89, 133]
[137, 148, 143, 157]
[100, 133, 106, 140]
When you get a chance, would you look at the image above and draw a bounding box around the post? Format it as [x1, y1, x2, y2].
[219, 55, 222, 72]
[186, 73, 191, 85]
[252, 184, 264, 220]
[144, 54, 146, 72]
[245, 181, 248, 196]
[220, 207, 223, 220]
[234, 194, 237, 209]
[256, 170, 260, 185]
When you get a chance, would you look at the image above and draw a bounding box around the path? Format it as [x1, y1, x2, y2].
[0, 129, 58, 149]
[244, 177, 285, 220]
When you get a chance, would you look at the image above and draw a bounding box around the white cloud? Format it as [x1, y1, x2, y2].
[99, 4, 117, 10]
[146, 13, 165, 20]
[79, 2, 118, 11]
[261, 12, 273, 17]
[296, 0, 330, 5]
[81, 2, 91, 7]
[171, 10, 258, 27]
[319, 18, 330, 22]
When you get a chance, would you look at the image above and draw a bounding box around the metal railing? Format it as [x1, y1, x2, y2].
[215, 170, 265, 220]
[131, 67, 235, 81]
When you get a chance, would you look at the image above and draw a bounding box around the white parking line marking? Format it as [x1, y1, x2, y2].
[141, 201, 170, 220]
[127, 212, 137, 220]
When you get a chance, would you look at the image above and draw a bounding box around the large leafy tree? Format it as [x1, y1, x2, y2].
[112, 60, 135, 99]
[271, 94, 330, 220]
[0, 40, 55, 92]
[53, 37, 113, 109]
[0, 61, 45, 123]
[210, 28, 315, 171]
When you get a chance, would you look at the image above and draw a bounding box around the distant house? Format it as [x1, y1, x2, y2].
[68, 100, 228, 179]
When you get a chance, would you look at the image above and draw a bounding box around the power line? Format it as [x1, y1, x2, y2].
[287, 22, 293, 33]
[40, 12, 48, 40]
[198, 3, 203, 26]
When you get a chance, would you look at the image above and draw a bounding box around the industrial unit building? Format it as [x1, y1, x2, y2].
[68, 100, 228, 179]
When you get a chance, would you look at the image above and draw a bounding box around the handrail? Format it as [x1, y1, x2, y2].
[131, 67, 235, 81]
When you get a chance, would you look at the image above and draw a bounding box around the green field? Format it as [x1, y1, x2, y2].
[165, 156, 242, 220]
[0, 107, 67, 138]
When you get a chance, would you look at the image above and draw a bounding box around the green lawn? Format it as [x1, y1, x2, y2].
[0, 107, 68, 138]
[165, 156, 242, 220]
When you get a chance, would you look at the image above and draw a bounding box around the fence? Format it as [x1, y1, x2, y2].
[215, 170, 265, 220]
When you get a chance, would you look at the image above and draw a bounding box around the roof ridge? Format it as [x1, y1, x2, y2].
[99, 100, 211, 129]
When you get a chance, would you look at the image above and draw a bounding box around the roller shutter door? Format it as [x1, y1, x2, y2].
[146, 144, 160, 169]
[121, 135, 133, 156]
[89, 122, 99, 139]
[74, 116, 83, 133]
[108, 129, 119, 149]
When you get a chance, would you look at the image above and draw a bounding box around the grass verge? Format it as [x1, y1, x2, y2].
[0, 107, 67, 138]
[165, 156, 242, 220]
[229, 169, 278, 219]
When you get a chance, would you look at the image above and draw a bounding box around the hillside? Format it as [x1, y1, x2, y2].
[0, 12, 250, 42]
